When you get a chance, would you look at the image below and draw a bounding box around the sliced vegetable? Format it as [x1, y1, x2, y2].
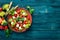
[0, 26, 4, 30]
[11, 20, 16, 27]
[19, 27, 22, 30]
[2, 4, 9, 11]
[16, 8, 20, 14]
[0, 8, 2, 11]
[0, 18, 3, 24]
[21, 10, 27, 16]
[23, 24, 31, 28]
[8, 18, 13, 22]
[16, 17, 21, 21]
[16, 24, 19, 28]
[1, 20, 7, 26]
[10, 11, 15, 15]
[4, 26, 8, 30]
[0, 11, 5, 17]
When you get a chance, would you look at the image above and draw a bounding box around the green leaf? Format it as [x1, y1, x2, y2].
[29, 9, 34, 14]
[10, 11, 15, 15]
[27, 6, 34, 14]
[5, 29, 10, 37]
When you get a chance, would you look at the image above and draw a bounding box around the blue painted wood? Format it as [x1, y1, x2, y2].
[0, 0, 60, 40]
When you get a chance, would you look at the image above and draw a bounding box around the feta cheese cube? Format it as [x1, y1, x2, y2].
[24, 17, 27, 21]
[22, 12, 26, 15]
[13, 16, 15, 19]
[14, 11, 17, 14]
[16, 24, 19, 27]
[11, 22, 14, 24]
[19, 27, 22, 30]
[23, 24, 26, 27]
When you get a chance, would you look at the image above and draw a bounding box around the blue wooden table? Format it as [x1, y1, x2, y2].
[0, 0, 60, 40]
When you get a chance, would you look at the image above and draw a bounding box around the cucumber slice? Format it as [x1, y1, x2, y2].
[0, 11, 5, 17]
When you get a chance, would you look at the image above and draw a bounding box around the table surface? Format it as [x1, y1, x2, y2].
[0, 0, 60, 40]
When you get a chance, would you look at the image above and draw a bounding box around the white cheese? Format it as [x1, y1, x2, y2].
[11, 22, 14, 24]
[19, 27, 22, 30]
[16, 24, 19, 27]
[22, 12, 26, 15]
[13, 16, 16, 19]
[24, 17, 27, 21]
[18, 21, 22, 23]
[23, 24, 26, 27]
[14, 11, 17, 14]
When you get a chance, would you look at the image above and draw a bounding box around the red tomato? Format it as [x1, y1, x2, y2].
[14, 14, 19, 17]
[14, 28, 18, 31]
[0, 18, 2, 24]
[20, 24, 23, 27]
[4, 26, 8, 30]
[0, 8, 2, 11]
[23, 21, 28, 24]
[8, 15, 12, 18]
[0, 26, 4, 30]
[27, 15, 30, 20]
[2, 18, 4, 20]
[16, 8, 20, 14]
